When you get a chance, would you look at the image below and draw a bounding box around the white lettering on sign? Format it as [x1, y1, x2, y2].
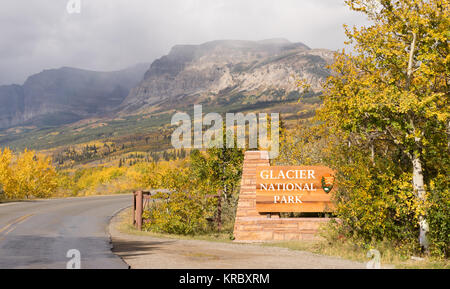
[256, 166, 335, 213]
[259, 169, 315, 180]
[274, 195, 303, 204]
[260, 183, 316, 191]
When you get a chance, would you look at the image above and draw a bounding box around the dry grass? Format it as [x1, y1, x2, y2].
[263, 241, 449, 269]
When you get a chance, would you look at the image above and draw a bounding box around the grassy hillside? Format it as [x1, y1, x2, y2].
[0, 94, 321, 164]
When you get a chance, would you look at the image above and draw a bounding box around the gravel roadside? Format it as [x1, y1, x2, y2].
[109, 211, 366, 269]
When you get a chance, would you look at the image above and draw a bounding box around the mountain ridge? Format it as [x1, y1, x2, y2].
[120, 39, 333, 114]
[0, 63, 149, 129]
[0, 39, 334, 131]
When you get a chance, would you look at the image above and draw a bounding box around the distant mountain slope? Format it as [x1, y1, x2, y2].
[0, 85, 25, 128]
[0, 39, 334, 131]
[0, 63, 149, 129]
[120, 39, 333, 113]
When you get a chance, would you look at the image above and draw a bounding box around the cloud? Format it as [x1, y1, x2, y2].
[0, 0, 368, 85]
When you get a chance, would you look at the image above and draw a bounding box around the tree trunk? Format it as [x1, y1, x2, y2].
[370, 141, 375, 165]
[216, 194, 222, 232]
[406, 32, 429, 251]
[412, 153, 429, 251]
[447, 120, 450, 151]
[406, 32, 417, 89]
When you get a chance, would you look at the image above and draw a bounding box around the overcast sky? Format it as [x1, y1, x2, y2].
[0, 0, 368, 85]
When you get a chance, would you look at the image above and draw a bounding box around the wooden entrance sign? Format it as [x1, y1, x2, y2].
[256, 166, 336, 213]
[233, 151, 334, 242]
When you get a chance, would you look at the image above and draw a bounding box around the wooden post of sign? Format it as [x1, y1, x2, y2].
[134, 191, 143, 231]
[233, 151, 333, 242]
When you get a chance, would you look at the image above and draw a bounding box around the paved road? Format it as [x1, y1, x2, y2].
[0, 195, 131, 269]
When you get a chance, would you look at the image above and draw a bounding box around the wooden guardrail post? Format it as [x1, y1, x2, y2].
[134, 191, 143, 231]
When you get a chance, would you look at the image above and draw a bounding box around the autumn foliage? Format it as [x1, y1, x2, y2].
[140, 142, 244, 235]
[0, 148, 58, 199]
[278, 0, 449, 257]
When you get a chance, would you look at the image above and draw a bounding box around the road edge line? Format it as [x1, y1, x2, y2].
[107, 204, 133, 269]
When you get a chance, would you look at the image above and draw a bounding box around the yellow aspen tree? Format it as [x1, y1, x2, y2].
[0, 148, 13, 199]
[12, 149, 58, 199]
[319, 0, 449, 251]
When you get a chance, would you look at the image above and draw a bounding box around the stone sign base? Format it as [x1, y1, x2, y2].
[233, 151, 331, 242]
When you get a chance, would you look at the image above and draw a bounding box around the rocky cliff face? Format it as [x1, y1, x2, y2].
[120, 39, 333, 113]
[0, 39, 334, 129]
[0, 85, 25, 128]
[0, 64, 149, 129]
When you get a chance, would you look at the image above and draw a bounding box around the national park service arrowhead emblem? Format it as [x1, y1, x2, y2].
[321, 174, 335, 193]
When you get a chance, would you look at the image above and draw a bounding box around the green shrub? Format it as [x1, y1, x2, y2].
[143, 191, 213, 235]
[427, 176, 450, 258]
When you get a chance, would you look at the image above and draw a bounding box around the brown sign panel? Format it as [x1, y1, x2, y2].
[255, 166, 336, 213]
